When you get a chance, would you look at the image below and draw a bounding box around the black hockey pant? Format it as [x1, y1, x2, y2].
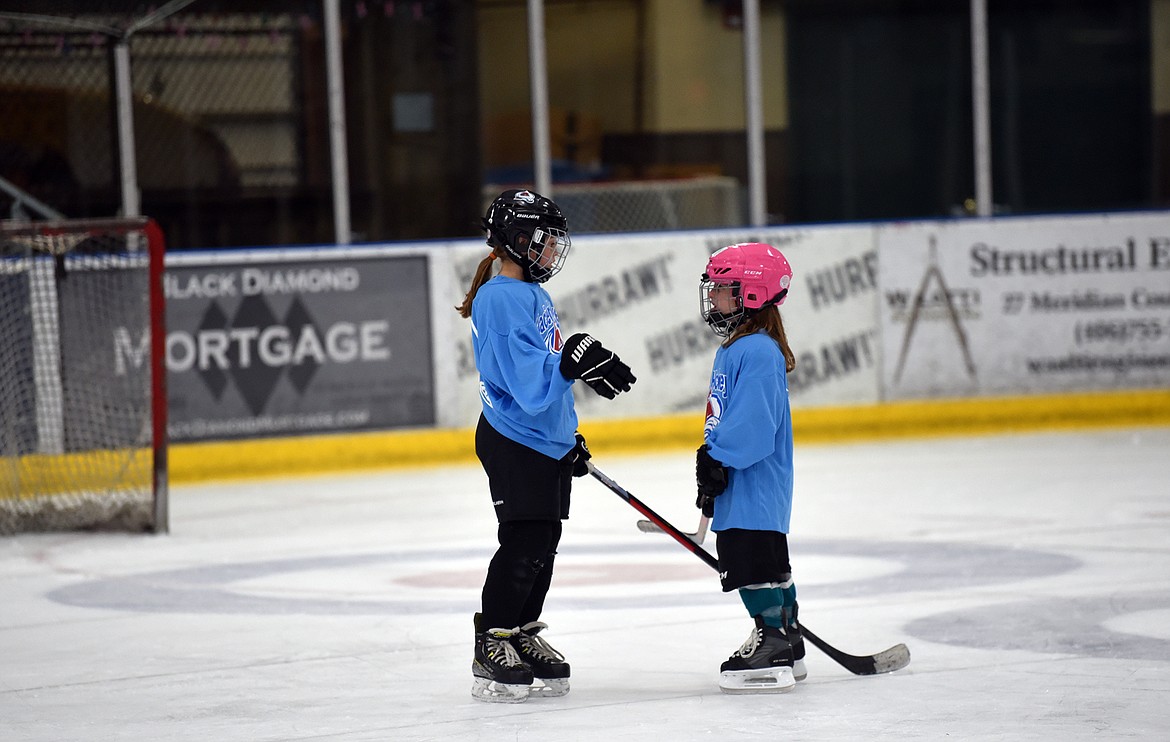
[479, 519, 562, 631]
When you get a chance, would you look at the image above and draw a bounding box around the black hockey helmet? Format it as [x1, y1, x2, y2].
[482, 189, 571, 283]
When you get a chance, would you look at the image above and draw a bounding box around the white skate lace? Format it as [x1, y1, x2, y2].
[517, 630, 565, 664]
[486, 631, 526, 668]
[734, 627, 763, 658]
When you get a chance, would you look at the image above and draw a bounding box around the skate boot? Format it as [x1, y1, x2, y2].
[786, 605, 807, 682]
[471, 613, 533, 703]
[510, 621, 570, 698]
[718, 617, 796, 694]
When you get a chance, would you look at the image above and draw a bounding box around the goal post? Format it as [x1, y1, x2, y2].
[0, 217, 167, 534]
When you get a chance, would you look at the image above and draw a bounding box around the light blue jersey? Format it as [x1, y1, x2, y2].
[703, 331, 794, 533]
[471, 275, 577, 460]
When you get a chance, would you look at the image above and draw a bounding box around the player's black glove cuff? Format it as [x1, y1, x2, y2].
[560, 333, 637, 400]
[568, 432, 591, 478]
[696, 444, 728, 509]
[696, 492, 716, 518]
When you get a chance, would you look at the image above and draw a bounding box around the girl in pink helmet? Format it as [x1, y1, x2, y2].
[695, 241, 805, 694]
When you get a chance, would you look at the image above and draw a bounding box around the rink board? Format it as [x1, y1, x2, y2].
[156, 210, 1170, 481]
[169, 387, 1170, 482]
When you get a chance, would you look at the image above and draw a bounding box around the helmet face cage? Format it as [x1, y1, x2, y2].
[523, 225, 571, 283]
[484, 189, 570, 283]
[699, 277, 745, 338]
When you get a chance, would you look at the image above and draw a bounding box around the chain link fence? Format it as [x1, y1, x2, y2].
[483, 176, 744, 235]
[1, 4, 752, 248]
[0, 7, 331, 247]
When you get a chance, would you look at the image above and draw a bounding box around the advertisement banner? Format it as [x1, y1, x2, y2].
[444, 224, 881, 426]
[164, 251, 433, 442]
[878, 213, 1170, 399]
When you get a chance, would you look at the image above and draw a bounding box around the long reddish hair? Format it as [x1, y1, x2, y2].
[455, 248, 502, 318]
[726, 305, 796, 372]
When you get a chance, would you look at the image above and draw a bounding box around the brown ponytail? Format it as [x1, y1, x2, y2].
[455, 251, 499, 318]
[727, 306, 796, 372]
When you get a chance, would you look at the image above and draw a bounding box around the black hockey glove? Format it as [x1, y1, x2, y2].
[568, 432, 591, 478]
[697, 492, 716, 518]
[560, 333, 637, 400]
[696, 444, 728, 516]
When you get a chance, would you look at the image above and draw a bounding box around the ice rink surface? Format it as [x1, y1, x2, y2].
[3, 426, 1169, 741]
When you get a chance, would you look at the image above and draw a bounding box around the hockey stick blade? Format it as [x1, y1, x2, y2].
[587, 461, 910, 677]
[802, 626, 910, 676]
[636, 515, 709, 545]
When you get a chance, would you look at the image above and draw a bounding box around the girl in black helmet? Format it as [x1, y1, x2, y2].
[456, 189, 637, 703]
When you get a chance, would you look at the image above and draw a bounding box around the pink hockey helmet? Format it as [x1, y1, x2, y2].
[699, 242, 793, 337]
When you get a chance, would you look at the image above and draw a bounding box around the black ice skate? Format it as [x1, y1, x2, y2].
[510, 620, 570, 697]
[786, 605, 808, 682]
[471, 614, 534, 703]
[718, 617, 796, 694]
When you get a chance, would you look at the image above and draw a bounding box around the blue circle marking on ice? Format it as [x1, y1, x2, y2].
[53, 538, 1170, 660]
[905, 592, 1170, 662]
[47, 538, 1075, 615]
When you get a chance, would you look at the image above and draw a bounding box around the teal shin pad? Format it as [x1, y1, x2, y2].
[781, 583, 797, 624]
[738, 587, 786, 629]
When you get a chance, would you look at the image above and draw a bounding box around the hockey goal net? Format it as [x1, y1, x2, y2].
[0, 217, 167, 534]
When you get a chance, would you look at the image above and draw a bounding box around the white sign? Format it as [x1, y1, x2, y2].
[877, 212, 1170, 398]
[442, 225, 883, 426]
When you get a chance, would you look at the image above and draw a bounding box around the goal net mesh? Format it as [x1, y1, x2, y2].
[0, 219, 165, 534]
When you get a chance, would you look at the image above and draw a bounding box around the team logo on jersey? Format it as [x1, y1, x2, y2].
[536, 303, 562, 352]
[479, 380, 493, 408]
[704, 392, 723, 436]
[704, 371, 727, 436]
[710, 370, 727, 397]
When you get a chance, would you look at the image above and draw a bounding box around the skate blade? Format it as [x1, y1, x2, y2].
[471, 677, 530, 703]
[528, 677, 569, 698]
[719, 667, 796, 695]
[793, 658, 808, 682]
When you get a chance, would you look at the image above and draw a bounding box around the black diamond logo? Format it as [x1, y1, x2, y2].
[196, 302, 230, 400]
[283, 297, 320, 394]
[229, 295, 282, 416]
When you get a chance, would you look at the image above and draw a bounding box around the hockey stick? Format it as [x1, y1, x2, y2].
[587, 461, 910, 676]
[587, 461, 720, 570]
[637, 514, 709, 544]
